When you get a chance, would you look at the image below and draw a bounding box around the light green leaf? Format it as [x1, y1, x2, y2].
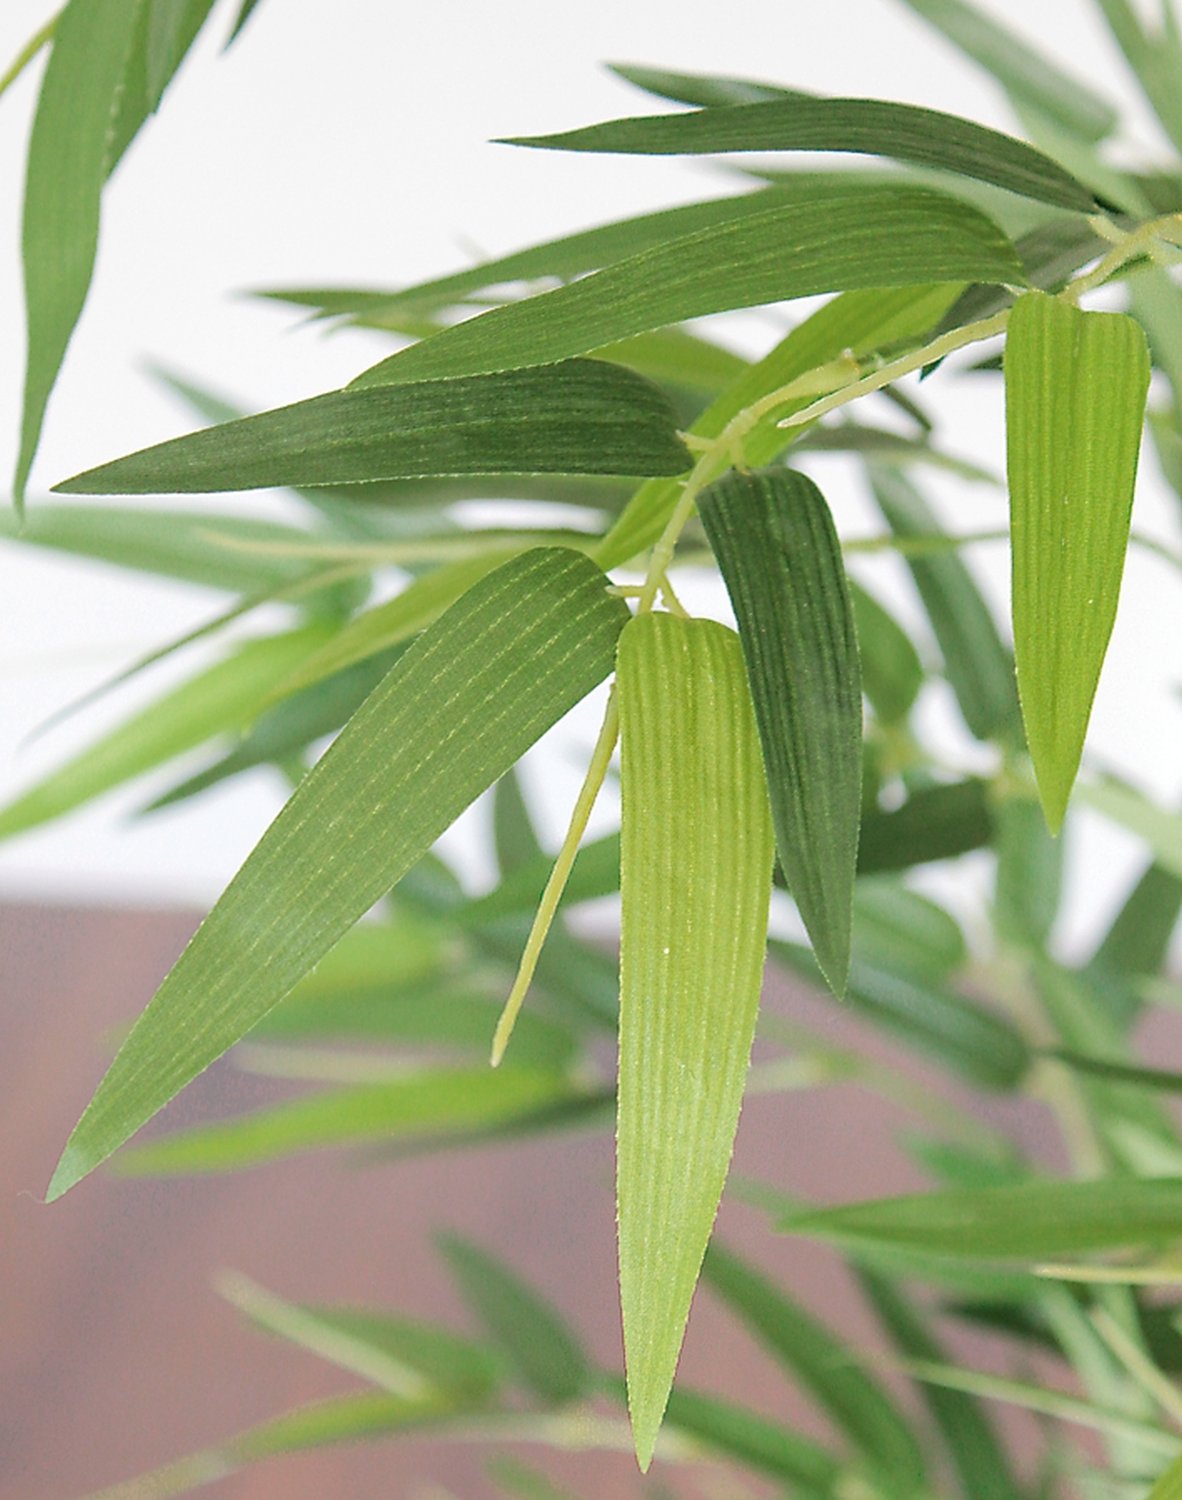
[848, 578, 924, 726]
[1081, 778, 1182, 883]
[702, 1243, 927, 1487]
[492, 767, 545, 878]
[994, 790, 1064, 948]
[218, 1271, 502, 1401]
[455, 832, 620, 930]
[438, 1234, 590, 1405]
[589, 325, 749, 396]
[106, 1, 216, 168]
[1093, 0, 1182, 156]
[870, 467, 1020, 743]
[797, 420, 998, 482]
[599, 282, 960, 569]
[700, 469, 861, 993]
[15, 0, 144, 505]
[894, 0, 1117, 142]
[1089, 856, 1182, 981]
[350, 188, 1023, 389]
[783, 1178, 1182, 1259]
[1149, 1454, 1182, 1500]
[115, 1066, 579, 1175]
[1005, 290, 1150, 831]
[0, 625, 331, 843]
[852, 879, 968, 982]
[608, 61, 800, 109]
[504, 96, 1100, 212]
[46, 548, 628, 1199]
[616, 613, 774, 1469]
[0, 13, 59, 105]
[55, 360, 690, 494]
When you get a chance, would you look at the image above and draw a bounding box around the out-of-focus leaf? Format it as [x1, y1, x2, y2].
[1006, 291, 1150, 832]
[1048, 1051, 1182, 1097]
[599, 279, 959, 570]
[848, 577, 924, 726]
[796, 420, 997, 481]
[904, 1135, 1031, 1191]
[46, 549, 628, 1199]
[616, 613, 774, 1469]
[438, 1234, 590, 1405]
[772, 940, 1028, 1090]
[853, 879, 967, 982]
[856, 778, 995, 873]
[1090, 858, 1182, 981]
[492, 767, 544, 879]
[0, 625, 331, 842]
[995, 791, 1063, 947]
[870, 467, 1019, 743]
[783, 1178, 1182, 1259]
[608, 62, 799, 109]
[56, 361, 691, 494]
[228, 0, 262, 41]
[1082, 779, 1182, 883]
[261, 915, 444, 1006]
[506, 96, 1099, 212]
[456, 834, 620, 930]
[702, 1243, 927, 1487]
[894, 0, 1116, 141]
[858, 1269, 1021, 1500]
[1093, 0, 1182, 156]
[590, 326, 748, 395]
[107, 1, 217, 168]
[115, 1066, 583, 1175]
[218, 1271, 502, 1401]
[351, 188, 1023, 389]
[487, 1457, 584, 1500]
[700, 469, 861, 993]
[1148, 1454, 1182, 1499]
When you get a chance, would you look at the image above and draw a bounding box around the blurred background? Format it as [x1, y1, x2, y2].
[2, 2, 1181, 1496]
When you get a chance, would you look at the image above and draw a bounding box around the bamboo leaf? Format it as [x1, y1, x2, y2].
[1149, 1454, 1182, 1500]
[702, 1243, 927, 1488]
[852, 879, 967, 982]
[115, 1066, 581, 1175]
[894, 0, 1117, 142]
[55, 361, 691, 494]
[616, 613, 774, 1469]
[783, 1179, 1182, 1259]
[994, 791, 1064, 948]
[1048, 1050, 1182, 1097]
[1005, 290, 1150, 831]
[700, 469, 861, 994]
[492, 767, 545, 878]
[856, 778, 995, 873]
[1089, 857, 1182, 981]
[0, 625, 331, 842]
[438, 1234, 591, 1405]
[46, 549, 628, 1199]
[350, 188, 1023, 389]
[504, 96, 1100, 212]
[456, 832, 620, 930]
[608, 62, 800, 109]
[848, 578, 924, 726]
[1082, 778, 1182, 883]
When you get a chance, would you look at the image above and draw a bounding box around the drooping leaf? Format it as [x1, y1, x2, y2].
[504, 96, 1101, 212]
[856, 778, 995, 872]
[55, 360, 691, 494]
[15, 0, 144, 505]
[700, 469, 861, 993]
[1005, 290, 1150, 831]
[438, 1234, 590, 1405]
[847, 577, 924, 726]
[702, 1243, 927, 1488]
[115, 1066, 581, 1175]
[218, 1271, 502, 1401]
[350, 187, 1023, 389]
[616, 613, 774, 1469]
[0, 625, 332, 843]
[894, 0, 1117, 142]
[869, 467, 1019, 743]
[783, 1178, 1182, 1259]
[46, 548, 628, 1199]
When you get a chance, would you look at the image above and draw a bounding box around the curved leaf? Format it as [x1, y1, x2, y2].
[616, 613, 774, 1469]
[47, 548, 628, 1199]
[351, 187, 1024, 389]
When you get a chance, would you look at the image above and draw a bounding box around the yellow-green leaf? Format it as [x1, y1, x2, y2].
[46, 548, 627, 1200]
[1005, 290, 1150, 831]
[616, 613, 774, 1469]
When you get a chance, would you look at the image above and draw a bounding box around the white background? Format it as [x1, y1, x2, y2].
[0, 0, 1179, 955]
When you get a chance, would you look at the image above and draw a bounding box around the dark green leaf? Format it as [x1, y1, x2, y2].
[1047, 1050, 1182, 1097]
[47, 549, 628, 1198]
[228, 0, 263, 42]
[351, 188, 1023, 389]
[1005, 291, 1150, 831]
[853, 879, 967, 982]
[870, 467, 1019, 743]
[783, 1178, 1182, 1258]
[608, 61, 800, 109]
[1089, 858, 1182, 982]
[616, 614, 774, 1469]
[55, 361, 691, 494]
[504, 96, 1100, 212]
[438, 1234, 590, 1405]
[703, 1243, 927, 1487]
[700, 469, 861, 993]
[492, 767, 545, 879]
[856, 778, 995, 873]
[848, 577, 924, 726]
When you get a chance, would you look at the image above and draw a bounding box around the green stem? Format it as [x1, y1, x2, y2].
[0, 10, 58, 102]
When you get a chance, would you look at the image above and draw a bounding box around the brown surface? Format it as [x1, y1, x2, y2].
[1, 900, 1048, 1500]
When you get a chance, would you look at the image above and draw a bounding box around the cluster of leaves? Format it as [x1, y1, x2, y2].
[8, 0, 1182, 1495]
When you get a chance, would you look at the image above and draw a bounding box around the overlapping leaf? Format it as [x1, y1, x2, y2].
[47, 548, 628, 1199]
[350, 187, 1023, 389]
[504, 95, 1101, 211]
[56, 361, 691, 494]
[615, 613, 774, 1469]
[1005, 291, 1150, 831]
[700, 469, 861, 994]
